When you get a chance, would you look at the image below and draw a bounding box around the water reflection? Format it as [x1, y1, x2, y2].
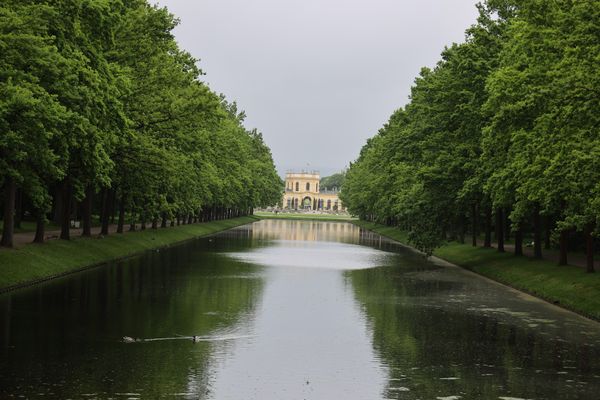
[0, 219, 599, 399]
[226, 240, 391, 270]
[0, 240, 266, 398]
[240, 218, 361, 243]
[348, 255, 600, 399]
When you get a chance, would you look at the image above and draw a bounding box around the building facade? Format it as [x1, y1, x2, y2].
[282, 171, 345, 211]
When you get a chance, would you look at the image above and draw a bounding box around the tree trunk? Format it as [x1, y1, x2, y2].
[471, 203, 478, 247]
[533, 204, 542, 259]
[117, 196, 125, 234]
[129, 217, 136, 232]
[110, 191, 117, 224]
[585, 225, 595, 273]
[514, 227, 523, 256]
[33, 211, 45, 244]
[457, 213, 465, 244]
[52, 186, 62, 225]
[504, 209, 511, 242]
[1, 178, 16, 248]
[161, 212, 167, 228]
[151, 217, 158, 230]
[559, 229, 568, 266]
[484, 206, 492, 248]
[100, 189, 110, 236]
[140, 212, 146, 230]
[496, 208, 504, 252]
[60, 179, 71, 240]
[81, 186, 93, 237]
[544, 215, 552, 249]
[98, 188, 105, 225]
[14, 188, 22, 229]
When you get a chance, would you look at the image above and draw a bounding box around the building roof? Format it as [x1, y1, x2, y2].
[286, 170, 320, 179]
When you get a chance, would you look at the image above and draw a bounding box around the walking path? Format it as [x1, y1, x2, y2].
[10, 223, 141, 248]
[475, 238, 599, 270]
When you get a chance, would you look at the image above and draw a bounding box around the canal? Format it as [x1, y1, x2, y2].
[1, 219, 599, 399]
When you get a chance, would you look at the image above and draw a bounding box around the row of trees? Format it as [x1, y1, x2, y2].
[0, 0, 282, 248]
[341, 0, 599, 271]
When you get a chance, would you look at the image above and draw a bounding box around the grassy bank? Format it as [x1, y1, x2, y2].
[0, 216, 257, 292]
[255, 211, 356, 222]
[353, 220, 600, 321]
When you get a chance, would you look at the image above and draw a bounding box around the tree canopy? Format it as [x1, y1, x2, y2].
[341, 0, 599, 271]
[320, 171, 346, 191]
[0, 0, 281, 247]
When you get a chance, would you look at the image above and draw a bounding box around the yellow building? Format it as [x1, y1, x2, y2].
[282, 171, 345, 211]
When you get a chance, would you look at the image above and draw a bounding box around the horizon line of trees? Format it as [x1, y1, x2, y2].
[0, 0, 282, 248]
[320, 170, 346, 191]
[341, 0, 599, 272]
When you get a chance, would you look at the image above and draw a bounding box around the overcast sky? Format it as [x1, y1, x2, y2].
[155, 0, 479, 177]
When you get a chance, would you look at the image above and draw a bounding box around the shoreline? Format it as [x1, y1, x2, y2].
[0, 216, 258, 294]
[353, 220, 600, 322]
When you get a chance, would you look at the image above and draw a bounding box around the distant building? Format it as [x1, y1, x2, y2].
[282, 171, 345, 211]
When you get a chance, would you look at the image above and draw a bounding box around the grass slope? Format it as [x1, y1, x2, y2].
[0, 216, 257, 292]
[353, 220, 600, 321]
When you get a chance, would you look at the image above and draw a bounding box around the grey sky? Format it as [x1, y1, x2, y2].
[155, 0, 479, 177]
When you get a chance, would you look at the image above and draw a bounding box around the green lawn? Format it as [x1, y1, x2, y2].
[0, 216, 257, 292]
[255, 211, 357, 222]
[353, 220, 600, 321]
[353, 220, 410, 243]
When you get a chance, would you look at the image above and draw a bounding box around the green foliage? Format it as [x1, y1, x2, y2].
[0, 3, 69, 210]
[320, 171, 346, 190]
[342, 0, 600, 257]
[0, 0, 280, 243]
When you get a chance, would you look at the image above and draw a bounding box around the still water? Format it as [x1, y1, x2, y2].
[1, 220, 600, 399]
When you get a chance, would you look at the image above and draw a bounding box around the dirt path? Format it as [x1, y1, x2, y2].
[474, 238, 599, 270]
[11, 223, 138, 248]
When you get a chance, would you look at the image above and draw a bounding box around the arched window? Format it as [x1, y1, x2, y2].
[306, 182, 310, 191]
[295, 182, 299, 191]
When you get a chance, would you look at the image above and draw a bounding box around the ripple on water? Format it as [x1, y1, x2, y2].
[389, 386, 410, 391]
[499, 397, 532, 400]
